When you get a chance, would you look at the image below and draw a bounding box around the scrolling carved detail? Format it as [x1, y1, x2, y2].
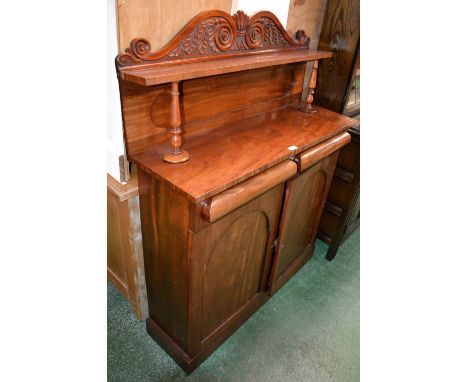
[117, 10, 310, 68]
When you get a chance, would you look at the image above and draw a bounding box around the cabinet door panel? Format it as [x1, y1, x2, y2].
[202, 210, 269, 337]
[191, 184, 284, 340]
[270, 153, 339, 293]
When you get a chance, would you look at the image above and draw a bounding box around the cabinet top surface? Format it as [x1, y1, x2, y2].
[132, 105, 358, 203]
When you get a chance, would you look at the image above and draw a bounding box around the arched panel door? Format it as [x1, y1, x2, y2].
[190, 183, 285, 341]
[269, 152, 339, 294]
[202, 210, 269, 337]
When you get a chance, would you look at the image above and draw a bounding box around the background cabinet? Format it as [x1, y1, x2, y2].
[318, 127, 360, 260]
[315, 0, 360, 260]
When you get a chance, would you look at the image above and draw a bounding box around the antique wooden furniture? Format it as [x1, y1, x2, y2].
[115, 10, 358, 373]
[107, 170, 148, 320]
[314, 0, 360, 260]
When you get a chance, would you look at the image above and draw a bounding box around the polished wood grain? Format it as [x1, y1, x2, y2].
[116, 8, 359, 374]
[119, 49, 331, 86]
[138, 170, 192, 351]
[162, 82, 190, 163]
[119, 63, 306, 157]
[269, 152, 339, 294]
[314, 0, 360, 113]
[296, 131, 350, 172]
[194, 186, 283, 338]
[116, 10, 311, 69]
[132, 105, 358, 203]
[116, 10, 328, 162]
[139, 165, 285, 372]
[299, 59, 319, 113]
[201, 160, 297, 223]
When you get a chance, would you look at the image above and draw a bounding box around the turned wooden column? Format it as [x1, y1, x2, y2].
[300, 60, 319, 113]
[163, 81, 190, 163]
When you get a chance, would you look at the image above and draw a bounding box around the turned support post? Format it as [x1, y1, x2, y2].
[163, 81, 190, 163]
[300, 60, 319, 113]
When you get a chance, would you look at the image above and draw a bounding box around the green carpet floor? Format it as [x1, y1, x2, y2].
[108, 228, 359, 382]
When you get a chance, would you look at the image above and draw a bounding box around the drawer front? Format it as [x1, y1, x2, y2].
[296, 131, 351, 172]
[201, 160, 297, 223]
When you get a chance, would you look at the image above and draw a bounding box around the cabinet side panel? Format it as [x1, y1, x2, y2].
[138, 169, 191, 350]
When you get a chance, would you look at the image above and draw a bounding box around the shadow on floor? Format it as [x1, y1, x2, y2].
[108, 229, 359, 382]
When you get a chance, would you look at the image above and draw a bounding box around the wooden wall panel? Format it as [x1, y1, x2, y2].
[286, 0, 328, 50]
[116, 0, 232, 52]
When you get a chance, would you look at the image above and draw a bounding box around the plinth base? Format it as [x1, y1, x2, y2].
[163, 150, 190, 164]
[299, 104, 317, 114]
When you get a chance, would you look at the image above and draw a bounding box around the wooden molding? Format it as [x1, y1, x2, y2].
[324, 201, 343, 217]
[295, 131, 351, 172]
[334, 166, 354, 183]
[201, 160, 297, 223]
[116, 10, 310, 69]
[107, 173, 139, 202]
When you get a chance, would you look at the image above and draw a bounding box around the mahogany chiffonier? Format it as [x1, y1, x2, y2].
[115, 10, 358, 373]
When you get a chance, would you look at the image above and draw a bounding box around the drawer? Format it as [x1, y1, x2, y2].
[295, 132, 351, 173]
[201, 160, 297, 223]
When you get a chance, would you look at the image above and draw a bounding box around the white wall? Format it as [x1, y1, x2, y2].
[107, 0, 125, 182]
[232, 0, 290, 28]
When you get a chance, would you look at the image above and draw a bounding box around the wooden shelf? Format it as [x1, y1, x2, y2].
[119, 49, 332, 86]
[132, 105, 358, 203]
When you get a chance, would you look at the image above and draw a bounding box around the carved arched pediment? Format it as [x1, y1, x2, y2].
[117, 10, 310, 68]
